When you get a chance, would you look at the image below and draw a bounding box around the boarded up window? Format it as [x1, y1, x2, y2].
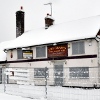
[69, 67, 89, 79]
[34, 68, 49, 78]
[72, 41, 85, 55]
[36, 46, 46, 58]
[17, 48, 23, 59]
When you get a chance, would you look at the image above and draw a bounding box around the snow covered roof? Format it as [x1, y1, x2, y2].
[0, 40, 13, 61]
[45, 14, 54, 20]
[0, 50, 6, 61]
[5, 15, 100, 50]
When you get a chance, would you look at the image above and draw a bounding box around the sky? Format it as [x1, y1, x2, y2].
[0, 0, 100, 43]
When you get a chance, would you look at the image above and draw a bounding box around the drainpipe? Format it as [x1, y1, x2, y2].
[96, 35, 100, 64]
[95, 35, 100, 86]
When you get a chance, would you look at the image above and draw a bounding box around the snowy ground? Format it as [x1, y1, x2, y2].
[0, 84, 100, 100]
[0, 93, 46, 100]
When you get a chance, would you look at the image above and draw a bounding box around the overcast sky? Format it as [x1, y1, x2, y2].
[0, 0, 100, 43]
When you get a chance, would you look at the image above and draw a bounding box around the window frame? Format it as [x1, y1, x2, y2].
[69, 67, 89, 79]
[72, 41, 85, 55]
[34, 68, 49, 78]
[36, 46, 47, 58]
[22, 50, 33, 59]
[17, 48, 23, 59]
[17, 48, 33, 59]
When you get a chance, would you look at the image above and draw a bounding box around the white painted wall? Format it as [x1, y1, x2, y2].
[6, 39, 99, 87]
[7, 49, 17, 61]
[68, 39, 98, 56]
[7, 39, 98, 61]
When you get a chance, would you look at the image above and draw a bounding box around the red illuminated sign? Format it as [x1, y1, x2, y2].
[47, 44, 68, 58]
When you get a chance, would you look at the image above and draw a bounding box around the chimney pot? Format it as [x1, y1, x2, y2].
[45, 14, 54, 29]
[20, 6, 23, 10]
[47, 13, 49, 16]
[16, 7, 25, 37]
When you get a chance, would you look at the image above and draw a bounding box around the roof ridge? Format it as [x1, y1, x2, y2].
[56, 14, 100, 25]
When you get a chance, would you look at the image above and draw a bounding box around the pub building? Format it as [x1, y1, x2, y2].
[3, 7, 100, 88]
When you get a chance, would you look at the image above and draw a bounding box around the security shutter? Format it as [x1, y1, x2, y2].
[69, 67, 89, 79]
[34, 68, 49, 78]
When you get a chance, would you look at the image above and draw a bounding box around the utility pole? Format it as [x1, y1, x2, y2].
[44, 2, 52, 16]
[45, 67, 48, 99]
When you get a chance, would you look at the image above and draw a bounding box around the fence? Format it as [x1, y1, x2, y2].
[0, 67, 100, 100]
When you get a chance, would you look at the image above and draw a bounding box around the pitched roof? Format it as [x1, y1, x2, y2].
[5, 15, 100, 50]
[0, 41, 12, 61]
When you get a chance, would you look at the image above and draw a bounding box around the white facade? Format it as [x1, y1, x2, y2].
[5, 39, 100, 87]
[4, 15, 100, 87]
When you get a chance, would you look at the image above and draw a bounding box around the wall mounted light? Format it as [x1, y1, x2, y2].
[48, 61, 52, 65]
[89, 40, 92, 46]
[53, 43, 57, 46]
[10, 50, 13, 58]
[4, 49, 7, 53]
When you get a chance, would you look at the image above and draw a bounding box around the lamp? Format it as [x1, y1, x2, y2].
[53, 43, 57, 46]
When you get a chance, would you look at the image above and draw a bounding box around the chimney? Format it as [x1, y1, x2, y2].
[16, 6, 25, 38]
[45, 13, 54, 29]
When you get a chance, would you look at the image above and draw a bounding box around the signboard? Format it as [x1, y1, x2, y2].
[23, 50, 33, 59]
[47, 44, 68, 58]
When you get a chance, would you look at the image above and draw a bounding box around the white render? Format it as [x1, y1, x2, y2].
[6, 39, 100, 87]
[2, 15, 100, 87]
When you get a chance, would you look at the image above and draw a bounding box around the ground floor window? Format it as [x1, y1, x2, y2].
[69, 67, 89, 79]
[34, 68, 49, 78]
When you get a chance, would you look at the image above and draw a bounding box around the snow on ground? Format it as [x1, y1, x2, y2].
[0, 84, 100, 100]
[0, 92, 43, 100]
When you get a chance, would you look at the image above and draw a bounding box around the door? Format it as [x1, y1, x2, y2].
[54, 64, 63, 86]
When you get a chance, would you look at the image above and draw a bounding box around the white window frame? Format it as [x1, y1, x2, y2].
[35, 46, 47, 58]
[17, 48, 33, 59]
[72, 41, 85, 55]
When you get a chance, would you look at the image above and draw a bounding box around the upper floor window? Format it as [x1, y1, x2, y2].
[36, 46, 46, 58]
[23, 50, 33, 59]
[72, 41, 85, 55]
[17, 48, 33, 59]
[17, 48, 23, 59]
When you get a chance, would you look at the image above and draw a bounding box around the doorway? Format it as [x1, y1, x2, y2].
[54, 64, 63, 86]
